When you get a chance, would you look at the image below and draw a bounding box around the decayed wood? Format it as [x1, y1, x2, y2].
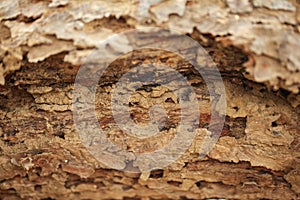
[0, 0, 299, 199]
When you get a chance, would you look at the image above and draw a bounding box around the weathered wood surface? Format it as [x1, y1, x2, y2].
[0, 0, 299, 199]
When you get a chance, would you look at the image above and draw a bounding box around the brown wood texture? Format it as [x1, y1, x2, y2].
[0, 0, 300, 199]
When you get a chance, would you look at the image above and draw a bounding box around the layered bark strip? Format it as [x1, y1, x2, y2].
[0, 0, 299, 199]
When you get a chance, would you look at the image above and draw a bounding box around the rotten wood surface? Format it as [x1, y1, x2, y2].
[0, 0, 299, 199]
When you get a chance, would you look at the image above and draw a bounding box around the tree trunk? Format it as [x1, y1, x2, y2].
[0, 0, 299, 199]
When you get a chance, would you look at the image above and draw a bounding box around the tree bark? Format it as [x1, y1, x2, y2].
[0, 0, 299, 199]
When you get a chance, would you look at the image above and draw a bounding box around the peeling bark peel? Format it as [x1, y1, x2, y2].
[0, 0, 299, 93]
